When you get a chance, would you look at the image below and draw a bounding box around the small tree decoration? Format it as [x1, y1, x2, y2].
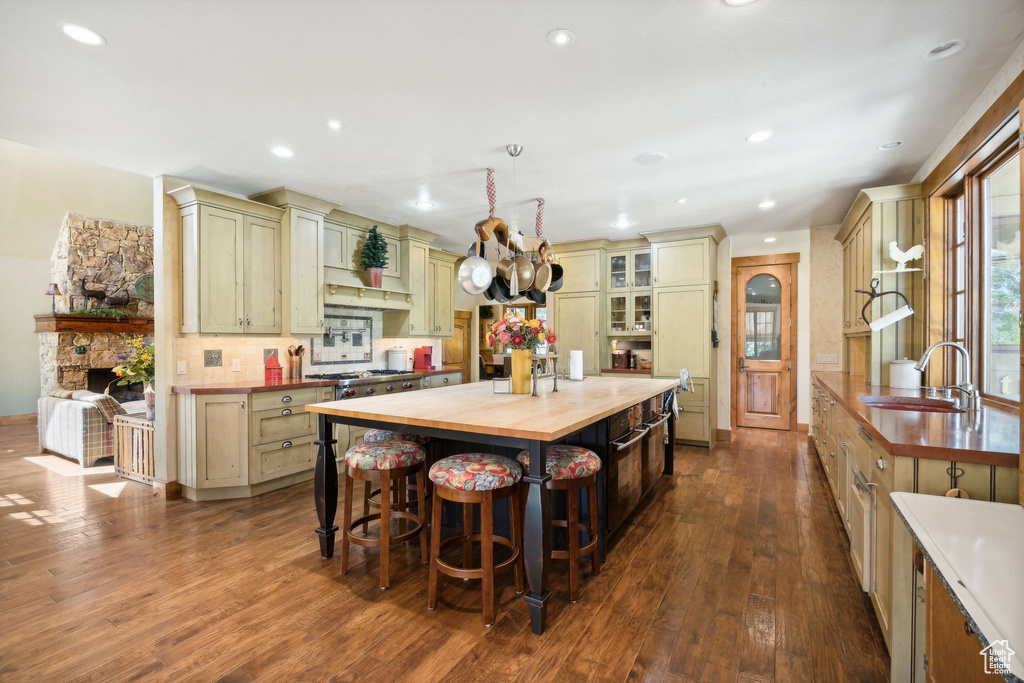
[361, 226, 389, 288]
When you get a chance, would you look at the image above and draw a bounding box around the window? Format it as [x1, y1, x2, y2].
[981, 151, 1020, 400]
[946, 143, 1020, 403]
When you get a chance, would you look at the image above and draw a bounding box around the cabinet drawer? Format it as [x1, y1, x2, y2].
[422, 372, 461, 388]
[251, 387, 328, 412]
[675, 378, 709, 406]
[868, 439, 895, 491]
[675, 405, 709, 442]
[251, 407, 317, 446]
[250, 434, 317, 484]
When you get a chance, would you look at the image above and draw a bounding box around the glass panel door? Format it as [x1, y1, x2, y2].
[633, 250, 651, 288]
[632, 292, 651, 332]
[609, 253, 628, 289]
[609, 294, 628, 333]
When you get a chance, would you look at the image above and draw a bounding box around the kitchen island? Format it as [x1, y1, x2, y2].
[306, 375, 679, 634]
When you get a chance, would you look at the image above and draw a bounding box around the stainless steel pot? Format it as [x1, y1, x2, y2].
[458, 241, 493, 295]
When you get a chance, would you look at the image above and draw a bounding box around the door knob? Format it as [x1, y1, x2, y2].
[738, 357, 745, 373]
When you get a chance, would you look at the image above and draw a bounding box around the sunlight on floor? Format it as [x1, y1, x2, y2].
[88, 482, 127, 498]
[24, 455, 114, 477]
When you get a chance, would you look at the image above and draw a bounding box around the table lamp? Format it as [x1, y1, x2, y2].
[45, 283, 60, 313]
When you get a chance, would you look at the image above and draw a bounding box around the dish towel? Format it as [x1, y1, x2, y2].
[678, 368, 693, 392]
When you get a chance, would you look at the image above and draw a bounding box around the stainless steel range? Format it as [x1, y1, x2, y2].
[305, 369, 423, 399]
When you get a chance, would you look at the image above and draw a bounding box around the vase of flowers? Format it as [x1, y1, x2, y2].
[360, 225, 389, 288]
[488, 312, 556, 394]
[112, 335, 156, 420]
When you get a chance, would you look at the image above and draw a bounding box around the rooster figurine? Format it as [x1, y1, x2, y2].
[888, 242, 925, 271]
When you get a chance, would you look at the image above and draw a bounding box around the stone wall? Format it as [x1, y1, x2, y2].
[50, 212, 154, 315]
[39, 332, 137, 394]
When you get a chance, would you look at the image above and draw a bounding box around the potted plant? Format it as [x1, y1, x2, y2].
[111, 334, 156, 420]
[360, 225, 389, 288]
[488, 313, 556, 394]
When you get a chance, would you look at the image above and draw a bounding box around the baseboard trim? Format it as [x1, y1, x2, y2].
[0, 413, 36, 426]
[715, 428, 732, 442]
[796, 422, 809, 433]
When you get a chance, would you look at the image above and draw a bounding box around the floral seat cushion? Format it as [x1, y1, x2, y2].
[344, 442, 425, 471]
[429, 454, 522, 491]
[363, 428, 430, 446]
[516, 444, 602, 480]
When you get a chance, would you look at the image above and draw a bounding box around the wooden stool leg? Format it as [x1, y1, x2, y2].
[398, 475, 408, 535]
[462, 502, 474, 571]
[588, 480, 600, 576]
[481, 494, 495, 626]
[379, 469, 391, 590]
[417, 468, 429, 564]
[427, 486, 442, 610]
[341, 468, 353, 574]
[510, 485, 524, 594]
[362, 480, 372, 535]
[567, 481, 581, 602]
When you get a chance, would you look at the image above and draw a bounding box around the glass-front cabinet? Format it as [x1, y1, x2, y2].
[607, 248, 651, 290]
[607, 291, 652, 335]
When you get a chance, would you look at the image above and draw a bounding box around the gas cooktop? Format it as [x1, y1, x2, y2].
[306, 369, 417, 381]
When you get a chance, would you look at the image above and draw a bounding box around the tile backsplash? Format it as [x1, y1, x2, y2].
[173, 306, 444, 383]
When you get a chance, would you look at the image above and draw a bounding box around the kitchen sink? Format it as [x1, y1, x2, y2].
[858, 395, 965, 414]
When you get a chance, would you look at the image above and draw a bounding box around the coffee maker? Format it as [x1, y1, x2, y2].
[413, 346, 433, 371]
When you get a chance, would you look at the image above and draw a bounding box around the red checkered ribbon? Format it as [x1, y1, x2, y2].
[535, 197, 545, 238]
[486, 168, 496, 218]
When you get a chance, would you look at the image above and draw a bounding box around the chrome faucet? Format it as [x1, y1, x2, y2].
[914, 341, 979, 411]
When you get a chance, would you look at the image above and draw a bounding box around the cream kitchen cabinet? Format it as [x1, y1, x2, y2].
[171, 186, 285, 335]
[421, 371, 461, 388]
[553, 293, 601, 376]
[608, 291, 652, 335]
[345, 225, 401, 278]
[607, 248, 652, 290]
[382, 225, 442, 338]
[652, 285, 710, 378]
[427, 251, 459, 338]
[650, 238, 710, 287]
[556, 249, 603, 293]
[176, 385, 333, 500]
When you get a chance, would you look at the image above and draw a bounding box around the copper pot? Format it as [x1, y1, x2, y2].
[512, 254, 535, 290]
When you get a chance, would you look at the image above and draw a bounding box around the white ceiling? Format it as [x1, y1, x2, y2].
[1, 0, 1022, 251]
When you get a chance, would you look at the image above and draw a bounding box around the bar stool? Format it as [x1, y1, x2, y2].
[360, 429, 433, 536]
[516, 445, 601, 602]
[341, 440, 428, 589]
[427, 453, 524, 626]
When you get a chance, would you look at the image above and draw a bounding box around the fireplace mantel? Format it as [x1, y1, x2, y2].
[34, 314, 155, 335]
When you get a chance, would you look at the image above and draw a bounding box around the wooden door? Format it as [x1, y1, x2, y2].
[289, 208, 324, 335]
[442, 310, 471, 381]
[198, 205, 244, 333]
[652, 285, 709, 377]
[733, 261, 795, 430]
[925, 562, 990, 683]
[243, 215, 281, 334]
[553, 293, 600, 375]
[652, 239, 708, 287]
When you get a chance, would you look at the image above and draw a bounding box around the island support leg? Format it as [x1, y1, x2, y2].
[314, 413, 339, 559]
[523, 439, 552, 634]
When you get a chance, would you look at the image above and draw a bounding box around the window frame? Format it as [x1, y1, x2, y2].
[943, 134, 1021, 406]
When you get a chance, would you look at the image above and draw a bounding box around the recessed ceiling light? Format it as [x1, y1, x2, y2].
[758, 200, 775, 209]
[324, 119, 342, 130]
[723, 0, 758, 5]
[61, 23, 105, 46]
[614, 219, 632, 229]
[745, 130, 773, 143]
[271, 146, 294, 158]
[764, 237, 776, 243]
[877, 141, 903, 151]
[632, 152, 667, 166]
[547, 29, 576, 47]
[923, 39, 966, 61]
[415, 201, 434, 209]
[675, 198, 687, 205]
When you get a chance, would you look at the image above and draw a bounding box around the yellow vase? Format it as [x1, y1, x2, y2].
[510, 348, 532, 394]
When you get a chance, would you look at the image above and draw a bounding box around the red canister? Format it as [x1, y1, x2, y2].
[265, 354, 283, 383]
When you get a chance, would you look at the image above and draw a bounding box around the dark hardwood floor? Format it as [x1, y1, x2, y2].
[0, 423, 889, 681]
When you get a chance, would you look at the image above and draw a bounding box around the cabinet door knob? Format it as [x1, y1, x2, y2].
[246, 316, 251, 327]
[240, 401, 246, 412]
[876, 457, 886, 470]
[443, 377, 449, 384]
[238, 317, 243, 327]
[281, 441, 292, 449]
[282, 396, 293, 403]
[281, 408, 292, 415]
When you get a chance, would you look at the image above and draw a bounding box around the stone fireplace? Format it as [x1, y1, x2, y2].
[38, 212, 154, 395]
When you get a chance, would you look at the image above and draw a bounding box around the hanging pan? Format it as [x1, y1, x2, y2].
[458, 240, 493, 295]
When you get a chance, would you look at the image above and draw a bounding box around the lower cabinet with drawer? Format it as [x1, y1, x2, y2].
[176, 385, 333, 500]
[421, 371, 461, 388]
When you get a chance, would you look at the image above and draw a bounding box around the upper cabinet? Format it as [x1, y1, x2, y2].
[382, 225, 443, 338]
[557, 249, 603, 292]
[650, 238, 710, 287]
[428, 251, 458, 337]
[171, 186, 285, 335]
[607, 248, 652, 290]
[836, 184, 924, 385]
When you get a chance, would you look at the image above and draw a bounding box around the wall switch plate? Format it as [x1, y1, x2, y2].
[203, 350, 222, 367]
[817, 353, 839, 364]
[176, 360, 187, 375]
[263, 348, 278, 363]
[231, 359, 241, 372]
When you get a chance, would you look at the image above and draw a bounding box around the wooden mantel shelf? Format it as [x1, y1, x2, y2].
[34, 314, 155, 335]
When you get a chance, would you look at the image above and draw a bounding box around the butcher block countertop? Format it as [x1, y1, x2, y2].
[307, 376, 679, 442]
[171, 378, 338, 394]
[812, 372, 1019, 468]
